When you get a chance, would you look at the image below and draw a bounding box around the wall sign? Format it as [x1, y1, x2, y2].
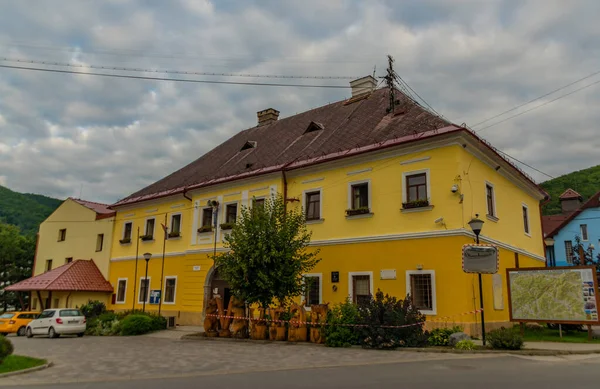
[149, 290, 161, 305]
[380, 269, 396, 280]
[193, 266, 201, 272]
[462, 244, 499, 274]
[331, 271, 340, 283]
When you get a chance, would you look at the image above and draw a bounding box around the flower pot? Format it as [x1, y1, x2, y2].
[252, 324, 268, 340]
[345, 208, 370, 216]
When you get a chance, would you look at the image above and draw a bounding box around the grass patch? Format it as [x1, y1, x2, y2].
[0, 355, 47, 374]
[520, 326, 600, 343]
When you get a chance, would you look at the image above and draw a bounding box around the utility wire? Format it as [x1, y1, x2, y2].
[494, 148, 554, 179]
[474, 78, 600, 133]
[471, 69, 600, 128]
[0, 57, 358, 80]
[0, 64, 351, 88]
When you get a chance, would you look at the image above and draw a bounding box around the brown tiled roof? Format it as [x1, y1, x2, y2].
[545, 190, 600, 238]
[4, 260, 113, 292]
[112, 87, 547, 207]
[542, 215, 568, 237]
[559, 188, 582, 200]
[70, 198, 115, 220]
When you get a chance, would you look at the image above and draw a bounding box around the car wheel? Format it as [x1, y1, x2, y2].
[26, 328, 33, 338]
[77, 332, 84, 338]
[48, 327, 59, 339]
[17, 327, 27, 337]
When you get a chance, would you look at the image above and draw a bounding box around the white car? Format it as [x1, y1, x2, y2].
[26, 309, 86, 338]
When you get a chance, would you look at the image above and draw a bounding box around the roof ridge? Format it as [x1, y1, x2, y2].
[70, 197, 111, 207]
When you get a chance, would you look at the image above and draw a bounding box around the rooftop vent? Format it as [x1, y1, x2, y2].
[304, 121, 324, 134]
[241, 141, 257, 151]
[257, 108, 280, 126]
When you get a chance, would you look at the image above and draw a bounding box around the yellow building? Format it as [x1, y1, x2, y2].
[7, 198, 115, 310]
[107, 76, 548, 334]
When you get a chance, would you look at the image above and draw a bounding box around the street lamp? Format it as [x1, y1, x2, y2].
[468, 214, 486, 345]
[142, 252, 152, 313]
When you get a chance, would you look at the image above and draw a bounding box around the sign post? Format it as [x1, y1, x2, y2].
[462, 243, 499, 346]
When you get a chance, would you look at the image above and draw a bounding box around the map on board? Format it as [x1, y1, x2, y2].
[508, 268, 599, 323]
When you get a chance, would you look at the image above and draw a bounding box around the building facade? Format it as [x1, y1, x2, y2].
[543, 189, 600, 266]
[7, 198, 115, 310]
[107, 77, 547, 334]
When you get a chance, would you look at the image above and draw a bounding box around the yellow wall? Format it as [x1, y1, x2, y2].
[36, 199, 114, 278]
[107, 134, 546, 328]
[31, 291, 110, 311]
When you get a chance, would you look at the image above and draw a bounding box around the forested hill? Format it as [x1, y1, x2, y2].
[0, 185, 62, 235]
[540, 165, 600, 215]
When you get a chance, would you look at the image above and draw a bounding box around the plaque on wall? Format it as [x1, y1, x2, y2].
[331, 271, 340, 283]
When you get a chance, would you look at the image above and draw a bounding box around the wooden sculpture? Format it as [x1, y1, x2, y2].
[230, 297, 248, 339]
[287, 303, 307, 342]
[250, 307, 268, 340]
[216, 297, 233, 337]
[203, 297, 219, 337]
[268, 306, 287, 341]
[310, 303, 329, 344]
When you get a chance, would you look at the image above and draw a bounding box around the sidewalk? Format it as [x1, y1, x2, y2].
[472, 339, 600, 353]
[144, 325, 204, 339]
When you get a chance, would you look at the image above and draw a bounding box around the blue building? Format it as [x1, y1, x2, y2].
[543, 189, 600, 267]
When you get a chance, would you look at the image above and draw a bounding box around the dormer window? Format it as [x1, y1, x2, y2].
[241, 141, 257, 151]
[304, 121, 324, 134]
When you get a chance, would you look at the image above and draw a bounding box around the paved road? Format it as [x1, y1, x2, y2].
[4, 354, 600, 389]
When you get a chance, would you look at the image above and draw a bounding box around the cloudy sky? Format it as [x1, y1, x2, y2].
[1, 0, 599, 203]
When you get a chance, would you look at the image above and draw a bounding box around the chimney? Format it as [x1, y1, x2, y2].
[350, 75, 377, 97]
[257, 108, 279, 126]
[559, 188, 583, 214]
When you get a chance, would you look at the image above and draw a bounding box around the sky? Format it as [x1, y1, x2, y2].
[0, 0, 599, 204]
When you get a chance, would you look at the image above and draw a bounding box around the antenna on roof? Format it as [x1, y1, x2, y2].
[372, 65, 376, 78]
[381, 55, 397, 114]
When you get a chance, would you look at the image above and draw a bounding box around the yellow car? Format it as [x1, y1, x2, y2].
[0, 312, 39, 336]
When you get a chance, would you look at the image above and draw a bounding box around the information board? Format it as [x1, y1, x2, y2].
[149, 289, 161, 305]
[507, 266, 600, 324]
[462, 244, 499, 274]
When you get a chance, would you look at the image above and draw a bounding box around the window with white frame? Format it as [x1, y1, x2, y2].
[581, 224, 588, 241]
[170, 214, 182, 236]
[164, 277, 177, 304]
[303, 274, 322, 308]
[225, 203, 238, 224]
[406, 270, 436, 315]
[349, 272, 372, 304]
[145, 218, 155, 239]
[138, 278, 150, 303]
[116, 279, 127, 304]
[522, 204, 530, 234]
[121, 222, 133, 243]
[96, 234, 104, 252]
[304, 190, 321, 220]
[201, 208, 213, 228]
[486, 183, 496, 217]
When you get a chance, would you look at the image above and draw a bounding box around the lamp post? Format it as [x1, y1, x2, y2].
[142, 252, 152, 313]
[468, 215, 486, 345]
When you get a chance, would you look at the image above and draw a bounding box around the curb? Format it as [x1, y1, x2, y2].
[0, 362, 53, 379]
[181, 334, 600, 356]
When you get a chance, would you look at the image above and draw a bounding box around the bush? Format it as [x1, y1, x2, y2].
[428, 326, 463, 346]
[487, 327, 524, 350]
[148, 313, 167, 331]
[324, 300, 360, 347]
[454, 339, 477, 350]
[356, 290, 428, 349]
[0, 336, 14, 363]
[120, 314, 154, 336]
[80, 300, 107, 319]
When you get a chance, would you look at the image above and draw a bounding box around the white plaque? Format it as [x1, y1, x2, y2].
[193, 265, 201, 271]
[462, 244, 498, 274]
[380, 269, 396, 280]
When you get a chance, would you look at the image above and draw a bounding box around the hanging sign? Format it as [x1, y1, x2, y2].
[462, 244, 499, 274]
[149, 290, 161, 304]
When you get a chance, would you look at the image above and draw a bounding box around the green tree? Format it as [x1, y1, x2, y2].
[0, 222, 34, 311]
[213, 195, 320, 308]
[572, 235, 600, 273]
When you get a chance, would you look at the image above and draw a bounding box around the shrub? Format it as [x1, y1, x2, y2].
[0, 336, 14, 363]
[454, 339, 477, 350]
[356, 290, 428, 349]
[428, 326, 463, 346]
[80, 300, 106, 319]
[147, 313, 167, 331]
[120, 314, 154, 336]
[324, 300, 360, 347]
[487, 327, 524, 350]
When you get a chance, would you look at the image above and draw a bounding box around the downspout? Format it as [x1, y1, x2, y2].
[66, 292, 72, 308]
[281, 161, 295, 212]
[183, 187, 192, 202]
[539, 196, 551, 266]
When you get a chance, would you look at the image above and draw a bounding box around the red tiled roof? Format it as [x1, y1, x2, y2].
[70, 198, 116, 220]
[542, 215, 568, 237]
[111, 87, 547, 208]
[545, 190, 600, 238]
[4, 260, 113, 292]
[559, 188, 582, 200]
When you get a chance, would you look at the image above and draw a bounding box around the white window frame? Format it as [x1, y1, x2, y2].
[96, 233, 104, 252]
[347, 179, 372, 210]
[163, 276, 177, 305]
[122, 221, 133, 240]
[348, 271, 374, 302]
[169, 213, 182, 235]
[144, 217, 156, 239]
[580, 224, 588, 241]
[302, 273, 322, 310]
[138, 277, 151, 303]
[405, 270, 437, 315]
[115, 278, 128, 304]
[302, 188, 323, 221]
[402, 168, 431, 204]
[522, 203, 530, 236]
[223, 201, 239, 224]
[485, 181, 497, 218]
[200, 207, 214, 228]
[252, 196, 266, 210]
